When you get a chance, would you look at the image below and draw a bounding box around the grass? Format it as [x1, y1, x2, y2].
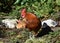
[0, 28, 60, 43]
[25, 30, 60, 43]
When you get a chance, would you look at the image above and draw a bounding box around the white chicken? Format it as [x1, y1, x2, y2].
[2, 19, 17, 28]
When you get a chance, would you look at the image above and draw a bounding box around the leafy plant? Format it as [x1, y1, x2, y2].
[0, 0, 60, 19]
[56, 0, 60, 5]
[13, 0, 60, 18]
[0, 0, 16, 13]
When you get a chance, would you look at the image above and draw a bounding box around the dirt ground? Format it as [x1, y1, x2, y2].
[51, 27, 60, 31]
[0, 26, 60, 43]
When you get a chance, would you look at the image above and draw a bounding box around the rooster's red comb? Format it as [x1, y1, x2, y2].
[21, 8, 26, 18]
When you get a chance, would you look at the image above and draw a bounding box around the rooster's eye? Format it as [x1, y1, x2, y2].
[22, 15, 24, 16]
[21, 14, 25, 18]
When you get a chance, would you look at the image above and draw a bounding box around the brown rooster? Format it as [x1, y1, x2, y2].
[20, 8, 41, 35]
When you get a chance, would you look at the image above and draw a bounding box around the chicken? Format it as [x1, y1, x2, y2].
[21, 8, 41, 35]
[16, 20, 26, 29]
[42, 19, 57, 27]
[2, 19, 17, 28]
